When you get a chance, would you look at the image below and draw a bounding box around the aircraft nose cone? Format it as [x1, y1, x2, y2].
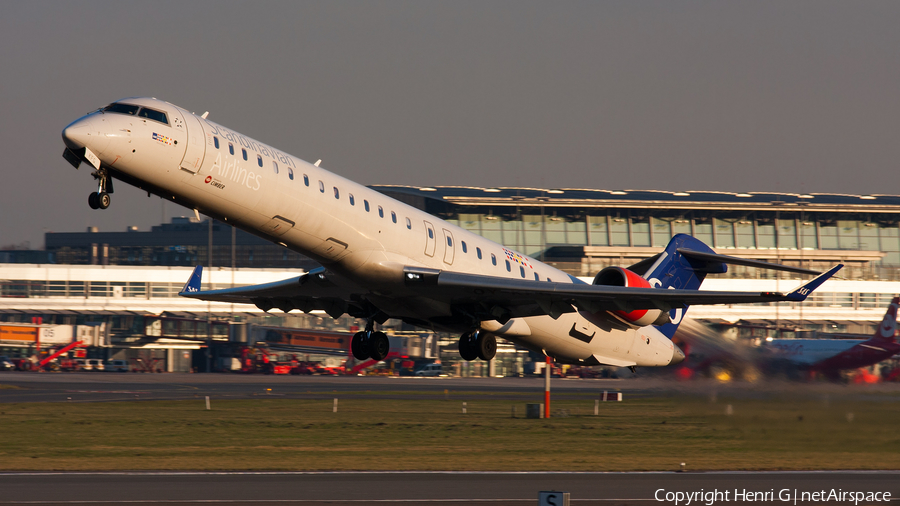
[670, 344, 686, 365]
[62, 115, 109, 153]
[62, 119, 90, 150]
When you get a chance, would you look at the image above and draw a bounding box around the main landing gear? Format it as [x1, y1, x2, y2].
[351, 320, 390, 362]
[458, 330, 496, 361]
[88, 168, 112, 210]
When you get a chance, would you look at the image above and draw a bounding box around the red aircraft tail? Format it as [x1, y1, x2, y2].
[873, 297, 899, 342]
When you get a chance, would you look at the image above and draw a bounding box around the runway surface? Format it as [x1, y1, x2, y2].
[3, 372, 900, 404]
[1, 471, 898, 505]
[0, 372, 626, 403]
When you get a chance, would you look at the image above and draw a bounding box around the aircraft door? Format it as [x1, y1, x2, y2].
[178, 112, 207, 174]
[424, 221, 436, 257]
[442, 229, 455, 265]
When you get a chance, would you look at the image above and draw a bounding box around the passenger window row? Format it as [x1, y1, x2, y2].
[208, 137, 548, 279]
[212, 136, 283, 176]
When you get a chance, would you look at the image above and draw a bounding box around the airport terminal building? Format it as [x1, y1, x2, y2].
[1, 186, 899, 375]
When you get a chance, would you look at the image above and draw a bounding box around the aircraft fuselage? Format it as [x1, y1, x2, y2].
[62, 97, 682, 367]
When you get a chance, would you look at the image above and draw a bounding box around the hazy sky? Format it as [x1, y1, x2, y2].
[2, 1, 900, 249]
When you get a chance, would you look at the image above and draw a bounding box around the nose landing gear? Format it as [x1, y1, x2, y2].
[88, 168, 113, 210]
[88, 191, 110, 210]
[458, 330, 496, 361]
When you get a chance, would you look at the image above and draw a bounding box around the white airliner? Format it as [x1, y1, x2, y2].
[60, 97, 841, 369]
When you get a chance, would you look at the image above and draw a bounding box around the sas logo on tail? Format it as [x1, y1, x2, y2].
[152, 132, 174, 146]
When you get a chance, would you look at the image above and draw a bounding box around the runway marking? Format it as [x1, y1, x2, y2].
[2, 470, 900, 476]
[0, 500, 656, 503]
[65, 391, 150, 394]
[0, 500, 537, 504]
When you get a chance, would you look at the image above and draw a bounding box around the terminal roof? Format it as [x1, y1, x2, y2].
[369, 186, 900, 212]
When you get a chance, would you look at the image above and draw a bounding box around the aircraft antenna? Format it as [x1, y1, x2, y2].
[315, 159, 322, 167]
[201, 111, 209, 119]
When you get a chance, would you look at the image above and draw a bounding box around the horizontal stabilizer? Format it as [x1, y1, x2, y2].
[677, 248, 824, 276]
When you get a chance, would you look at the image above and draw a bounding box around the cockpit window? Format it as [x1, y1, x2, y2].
[138, 107, 169, 125]
[103, 103, 140, 116]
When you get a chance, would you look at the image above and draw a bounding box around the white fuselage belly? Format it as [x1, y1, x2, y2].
[766, 340, 862, 365]
[73, 98, 677, 367]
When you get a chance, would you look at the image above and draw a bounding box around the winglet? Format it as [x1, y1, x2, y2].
[783, 264, 843, 301]
[180, 265, 203, 295]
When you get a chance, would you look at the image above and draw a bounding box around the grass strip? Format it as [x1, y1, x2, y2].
[0, 393, 898, 471]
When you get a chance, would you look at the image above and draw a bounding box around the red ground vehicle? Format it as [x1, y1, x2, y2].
[36, 341, 86, 371]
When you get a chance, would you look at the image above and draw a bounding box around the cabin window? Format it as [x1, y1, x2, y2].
[476, 247, 482, 259]
[241, 149, 248, 161]
[228, 143, 234, 155]
[272, 161, 279, 174]
[334, 187, 340, 199]
[213, 137, 219, 149]
[406, 217, 411, 229]
[520, 266, 525, 278]
[491, 254, 497, 266]
[428, 228, 434, 239]
[506, 260, 511, 272]
[447, 236, 452, 247]
[138, 107, 168, 125]
[461, 241, 467, 253]
[378, 206, 384, 218]
[257, 155, 263, 167]
[103, 103, 139, 116]
[364, 200, 370, 212]
[349, 194, 355, 206]
[288, 167, 294, 180]
[303, 174, 309, 186]
[319, 180, 325, 193]
[391, 211, 397, 223]
[534, 272, 539, 281]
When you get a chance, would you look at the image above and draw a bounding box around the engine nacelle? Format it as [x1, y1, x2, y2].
[592, 266, 671, 326]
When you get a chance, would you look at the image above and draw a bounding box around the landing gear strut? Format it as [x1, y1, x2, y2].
[88, 168, 112, 210]
[458, 330, 496, 361]
[351, 320, 390, 362]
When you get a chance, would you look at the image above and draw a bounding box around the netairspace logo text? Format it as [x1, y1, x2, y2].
[655, 488, 891, 505]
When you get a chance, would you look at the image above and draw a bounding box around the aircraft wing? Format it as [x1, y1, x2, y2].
[400, 264, 843, 321]
[178, 266, 366, 319]
[179, 263, 840, 323]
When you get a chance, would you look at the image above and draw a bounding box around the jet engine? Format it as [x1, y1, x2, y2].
[592, 266, 671, 326]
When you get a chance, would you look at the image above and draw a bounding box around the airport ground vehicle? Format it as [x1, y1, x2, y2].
[414, 363, 444, 376]
[0, 356, 14, 371]
[105, 360, 128, 372]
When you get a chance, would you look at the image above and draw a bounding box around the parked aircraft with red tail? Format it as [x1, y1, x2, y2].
[764, 297, 900, 373]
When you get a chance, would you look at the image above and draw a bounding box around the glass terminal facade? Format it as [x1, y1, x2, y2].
[374, 186, 900, 280]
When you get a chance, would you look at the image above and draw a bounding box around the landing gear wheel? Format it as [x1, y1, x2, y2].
[475, 333, 497, 361]
[88, 192, 100, 210]
[351, 331, 369, 361]
[458, 331, 479, 361]
[98, 192, 111, 209]
[368, 331, 390, 361]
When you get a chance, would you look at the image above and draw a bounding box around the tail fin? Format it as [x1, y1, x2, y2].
[873, 297, 899, 342]
[630, 234, 726, 339]
[180, 265, 203, 294]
